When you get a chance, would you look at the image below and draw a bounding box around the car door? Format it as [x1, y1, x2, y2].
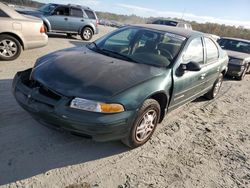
[46, 5, 70, 31]
[169, 37, 208, 110]
[67, 7, 85, 32]
[199, 37, 221, 90]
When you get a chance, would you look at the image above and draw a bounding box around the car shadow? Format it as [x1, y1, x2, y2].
[0, 79, 128, 185]
[47, 33, 78, 39]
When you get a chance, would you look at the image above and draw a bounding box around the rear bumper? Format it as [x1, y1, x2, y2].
[12, 69, 136, 141]
[24, 34, 48, 50]
[226, 63, 245, 76]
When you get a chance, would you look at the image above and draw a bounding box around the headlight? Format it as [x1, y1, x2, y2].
[70, 98, 125, 113]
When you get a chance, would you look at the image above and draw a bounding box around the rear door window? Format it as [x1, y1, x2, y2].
[204, 37, 219, 63]
[84, 10, 96, 19]
[70, 7, 83, 17]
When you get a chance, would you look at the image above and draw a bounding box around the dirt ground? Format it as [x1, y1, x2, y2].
[0, 26, 249, 188]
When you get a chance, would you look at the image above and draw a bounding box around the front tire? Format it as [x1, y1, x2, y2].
[122, 99, 161, 148]
[0, 34, 22, 61]
[205, 73, 223, 100]
[80, 27, 93, 41]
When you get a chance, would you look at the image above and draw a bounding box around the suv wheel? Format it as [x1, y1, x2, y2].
[80, 27, 93, 41]
[0, 34, 22, 61]
[122, 99, 160, 148]
[205, 73, 223, 99]
[236, 64, 248, 80]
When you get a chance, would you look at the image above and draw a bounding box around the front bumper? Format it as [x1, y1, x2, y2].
[12, 69, 136, 141]
[226, 63, 245, 77]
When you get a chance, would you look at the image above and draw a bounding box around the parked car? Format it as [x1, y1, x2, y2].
[13, 24, 228, 148]
[0, 2, 48, 61]
[149, 19, 192, 30]
[17, 3, 99, 41]
[218, 37, 250, 80]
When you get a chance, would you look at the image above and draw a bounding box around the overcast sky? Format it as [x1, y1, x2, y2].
[36, 0, 250, 28]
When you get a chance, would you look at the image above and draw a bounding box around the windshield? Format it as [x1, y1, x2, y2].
[218, 38, 250, 54]
[88, 27, 186, 67]
[38, 4, 56, 13]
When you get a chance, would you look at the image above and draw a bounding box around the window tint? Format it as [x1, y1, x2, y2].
[70, 8, 83, 17]
[205, 37, 219, 62]
[184, 38, 204, 64]
[53, 6, 69, 16]
[84, 10, 96, 19]
[0, 9, 9, 17]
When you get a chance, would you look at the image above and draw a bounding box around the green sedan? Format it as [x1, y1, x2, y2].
[12, 24, 228, 148]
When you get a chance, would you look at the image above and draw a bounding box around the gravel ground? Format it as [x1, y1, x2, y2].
[0, 26, 249, 188]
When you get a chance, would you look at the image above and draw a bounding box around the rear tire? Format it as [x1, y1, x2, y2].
[0, 34, 22, 61]
[122, 99, 160, 148]
[80, 27, 93, 41]
[205, 73, 223, 100]
[236, 64, 248, 80]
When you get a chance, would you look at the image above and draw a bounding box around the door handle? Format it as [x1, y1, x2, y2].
[64, 17, 68, 21]
[200, 73, 207, 80]
[81, 19, 84, 22]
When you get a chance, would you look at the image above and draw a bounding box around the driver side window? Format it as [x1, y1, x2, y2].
[53, 6, 69, 16]
[183, 37, 204, 64]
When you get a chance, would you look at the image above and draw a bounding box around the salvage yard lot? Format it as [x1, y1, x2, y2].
[0, 26, 249, 188]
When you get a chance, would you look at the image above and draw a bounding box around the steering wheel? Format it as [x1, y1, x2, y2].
[159, 49, 174, 61]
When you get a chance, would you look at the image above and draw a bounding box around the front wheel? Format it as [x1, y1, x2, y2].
[122, 99, 161, 148]
[205, 73, 223, 100]
[80, 27, 93, 41]
[0, 34, 22, 61]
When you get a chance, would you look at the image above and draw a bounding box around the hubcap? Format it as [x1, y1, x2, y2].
[0, 39, 17, 57]
[213, 77, 222, 97]
[83, 30, 91, 39]
[135, 109, 157, 142]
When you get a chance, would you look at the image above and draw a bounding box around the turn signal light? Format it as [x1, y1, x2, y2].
[40, 25, 45, 33]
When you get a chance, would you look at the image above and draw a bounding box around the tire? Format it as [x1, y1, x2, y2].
[67, 33, 77, 38]
[205, 73, 223, 100]
[80, 27, 93, 41]
[0, 34, 22, 61]
[122, 99, 161, 148]
[236, 64, 248, 80]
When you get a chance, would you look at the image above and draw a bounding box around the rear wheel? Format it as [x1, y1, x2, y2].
[0, 34, 22, 61]
[205, 73, 223, 100]
[122, 99, 160, 148]
[67, 33, 77, 38]
[236, 64, 248, 80]
[80, 27, 93, 41]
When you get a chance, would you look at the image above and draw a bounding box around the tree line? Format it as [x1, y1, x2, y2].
[2, 0, 250, 40]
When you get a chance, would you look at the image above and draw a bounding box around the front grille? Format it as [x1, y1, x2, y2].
[39, 85, 62, 101]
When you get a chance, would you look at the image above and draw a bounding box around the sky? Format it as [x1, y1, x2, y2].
[36, 0, 250, 28]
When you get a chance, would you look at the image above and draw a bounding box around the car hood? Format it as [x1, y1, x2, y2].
[226, 50, 250, 60]
[31, 47, 166, 99]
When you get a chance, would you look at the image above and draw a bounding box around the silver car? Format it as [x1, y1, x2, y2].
[0, 3, 48, 61]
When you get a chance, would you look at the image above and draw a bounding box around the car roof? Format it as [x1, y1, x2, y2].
[153, 19, 189, 24]
[220, 37, 250, 43]
[132, 24, 202, 38]
[50, 3, 94, 11]
[0, 2, 25, 19]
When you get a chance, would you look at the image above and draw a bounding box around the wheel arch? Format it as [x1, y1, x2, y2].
[148, 91, 169, 123]
[79, 25, 94, 35]
[0, 32, 24, 49]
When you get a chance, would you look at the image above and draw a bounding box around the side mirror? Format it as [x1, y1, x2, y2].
[180, 61, 201, 72]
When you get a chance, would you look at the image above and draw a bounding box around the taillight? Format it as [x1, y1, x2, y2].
[40, 25, 45, 33]
[96, 20, 99, 27]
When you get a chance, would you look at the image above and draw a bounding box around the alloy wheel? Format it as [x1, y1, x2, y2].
[0, 39, 18, 58]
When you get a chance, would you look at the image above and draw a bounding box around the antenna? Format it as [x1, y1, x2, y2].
[181, 9, 186, 20]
